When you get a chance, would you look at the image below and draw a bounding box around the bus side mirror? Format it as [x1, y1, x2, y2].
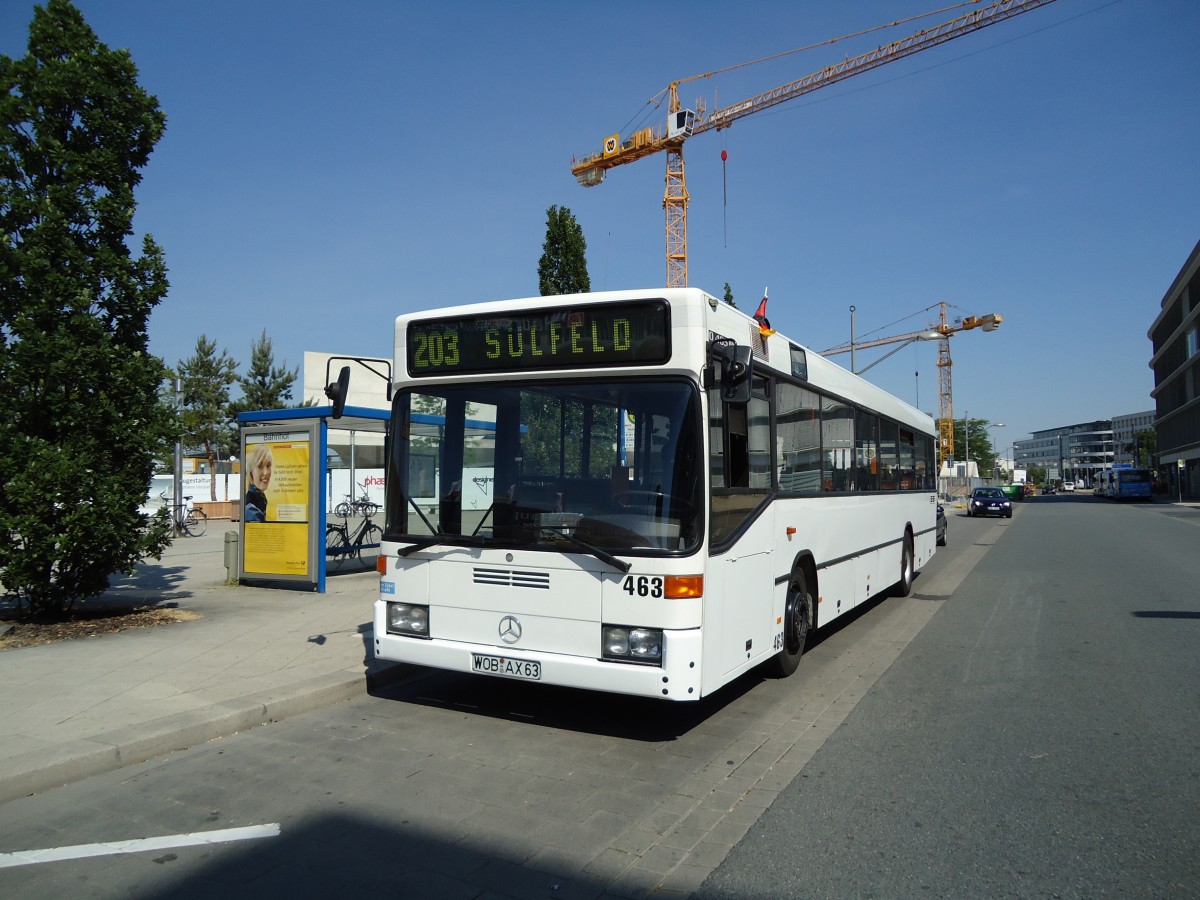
[325, 366, 350, 419]
[720, 345, 753, 404]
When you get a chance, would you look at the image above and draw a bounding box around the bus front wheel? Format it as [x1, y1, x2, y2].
[894, 534, 915, 598]
[767, 568, 812, 678]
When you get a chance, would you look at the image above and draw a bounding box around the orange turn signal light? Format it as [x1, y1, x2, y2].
[376, 555, 388, 575]
[665, 575, 703, 599]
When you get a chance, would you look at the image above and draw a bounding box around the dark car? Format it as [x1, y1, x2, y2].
[967, 487, 1012, 518]
[1043, 484, 1057, 495]
[936, 504, 947, 546]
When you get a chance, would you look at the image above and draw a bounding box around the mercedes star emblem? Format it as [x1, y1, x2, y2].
[498, 615, 522, 644]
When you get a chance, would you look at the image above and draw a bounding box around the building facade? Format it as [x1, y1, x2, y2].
[1149, 238, 1200, 500]
[1112, 410, 1156, 467]
[1015, 420, 1118, 487]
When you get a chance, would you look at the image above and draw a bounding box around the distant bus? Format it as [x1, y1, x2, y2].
[1100, 467, 1152, 500]
[374, 287, 937, 701]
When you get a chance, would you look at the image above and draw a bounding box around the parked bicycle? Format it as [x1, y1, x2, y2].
[325, 507, 382, 566]
[160, 492, 207, 537]
[334, 482, 380, 518]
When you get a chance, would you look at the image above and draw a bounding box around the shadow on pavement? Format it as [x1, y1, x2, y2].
[139, 811, 619, 899]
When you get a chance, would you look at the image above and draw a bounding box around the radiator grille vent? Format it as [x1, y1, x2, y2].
[473, 567, 551, 590]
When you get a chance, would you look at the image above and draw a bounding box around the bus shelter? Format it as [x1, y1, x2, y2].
[237, 406, 389, 592]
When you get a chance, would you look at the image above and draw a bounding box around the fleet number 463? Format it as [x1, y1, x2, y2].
[622, 575, 663, 598]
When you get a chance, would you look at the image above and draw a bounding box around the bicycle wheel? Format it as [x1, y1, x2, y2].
[184, 509, 207, 537]
[356, 522, 383, 558]
[326, 524, 349, 567]
[361, 502, 380, 517]
[334, 501, 351, 517]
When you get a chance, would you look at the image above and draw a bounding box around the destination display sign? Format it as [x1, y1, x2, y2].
[406, 299, 670, 376]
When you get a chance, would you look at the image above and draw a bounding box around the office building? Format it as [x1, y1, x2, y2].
[1149, 238, 1200, 500]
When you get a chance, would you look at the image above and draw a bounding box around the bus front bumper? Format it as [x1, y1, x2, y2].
[373, 617, 705, 701]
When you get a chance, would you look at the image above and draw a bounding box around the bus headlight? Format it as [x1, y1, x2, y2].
[387, 602, 429, 638]
[602, 625, 663, 665]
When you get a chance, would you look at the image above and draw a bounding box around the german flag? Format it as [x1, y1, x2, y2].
[753, 290, 776, 337]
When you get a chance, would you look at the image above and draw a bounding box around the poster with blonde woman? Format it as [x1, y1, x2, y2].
[244, 443, 273, 522]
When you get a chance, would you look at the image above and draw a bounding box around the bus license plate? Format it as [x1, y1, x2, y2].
[472, 653, 541, 681]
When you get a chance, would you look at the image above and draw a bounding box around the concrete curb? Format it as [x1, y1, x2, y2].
[0, 662, 419, 806]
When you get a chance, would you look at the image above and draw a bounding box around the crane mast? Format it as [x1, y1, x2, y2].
[820, 302, 1001, 462]
[571, 0, 1059, 286]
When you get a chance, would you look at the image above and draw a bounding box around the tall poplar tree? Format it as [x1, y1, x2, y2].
[0, 0, 175, 613]
[537, 205, 590, 296]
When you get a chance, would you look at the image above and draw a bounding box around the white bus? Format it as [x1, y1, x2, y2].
[374, 288, 937, 700]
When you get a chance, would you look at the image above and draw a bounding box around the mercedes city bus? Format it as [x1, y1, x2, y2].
[373, 288, 937, 700]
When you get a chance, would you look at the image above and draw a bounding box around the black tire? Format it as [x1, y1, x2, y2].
[326, 524, 348, 567]
[767, 567, 812, 678]
[894, 534, 915, 597]
[183, 509, 207, 537]
[362, 503, 380, 517]
[334, 501, 351, 517]
[937, 527, 947, 548]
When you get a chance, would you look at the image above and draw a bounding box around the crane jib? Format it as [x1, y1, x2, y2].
[569, 0, 1059, 287]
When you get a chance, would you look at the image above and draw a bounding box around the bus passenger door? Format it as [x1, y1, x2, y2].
[706, 373, 776, 679]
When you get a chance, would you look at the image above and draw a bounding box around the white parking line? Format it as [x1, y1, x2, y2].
[0, 823, 281, 868]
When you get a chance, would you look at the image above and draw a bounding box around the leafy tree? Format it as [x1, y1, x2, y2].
[0, 0, 174, 614]
[228, 329, 299, 417]
[177, 335, 238, 498]
[940, 417, 999, 473]
[538, 205, 590, 296]
[1125, 428, 1156, 468]
[723, 282, 737, 308]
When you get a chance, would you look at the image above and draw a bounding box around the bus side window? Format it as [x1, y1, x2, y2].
[822, 396, 855, 493]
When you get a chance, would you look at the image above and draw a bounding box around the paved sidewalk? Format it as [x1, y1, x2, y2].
[0, 526, 409, 805]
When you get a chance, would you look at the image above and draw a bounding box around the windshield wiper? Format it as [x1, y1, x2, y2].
[539, 527, 631, 574]
[395, 533, 491, 557]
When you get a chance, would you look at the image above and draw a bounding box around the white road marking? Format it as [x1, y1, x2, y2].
[0, 823, 281, 868]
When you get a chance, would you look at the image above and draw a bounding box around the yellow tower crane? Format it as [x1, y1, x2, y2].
[570, 0, 1058, 288]
[820, 302, 1001, 463]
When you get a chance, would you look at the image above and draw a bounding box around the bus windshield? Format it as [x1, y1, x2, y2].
[386, 380, 703, 555]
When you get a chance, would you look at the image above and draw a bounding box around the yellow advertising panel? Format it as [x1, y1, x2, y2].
[243, 431, 311, 576]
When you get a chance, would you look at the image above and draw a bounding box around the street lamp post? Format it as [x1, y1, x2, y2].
[849, 305, 856, 374]
[987, 422, 1005, 479]
[964, 411, 969, 477]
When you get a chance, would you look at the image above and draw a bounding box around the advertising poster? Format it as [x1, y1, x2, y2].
[243, 431, 311, 576]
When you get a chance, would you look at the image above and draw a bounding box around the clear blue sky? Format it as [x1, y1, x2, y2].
[4, 0, 1197, 449]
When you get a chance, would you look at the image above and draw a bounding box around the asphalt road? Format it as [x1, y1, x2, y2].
[697, 495, 1200, 898]
[1, 495, 1196, 898]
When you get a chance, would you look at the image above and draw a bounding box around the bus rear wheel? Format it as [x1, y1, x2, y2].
[767, 568, 812, 678]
